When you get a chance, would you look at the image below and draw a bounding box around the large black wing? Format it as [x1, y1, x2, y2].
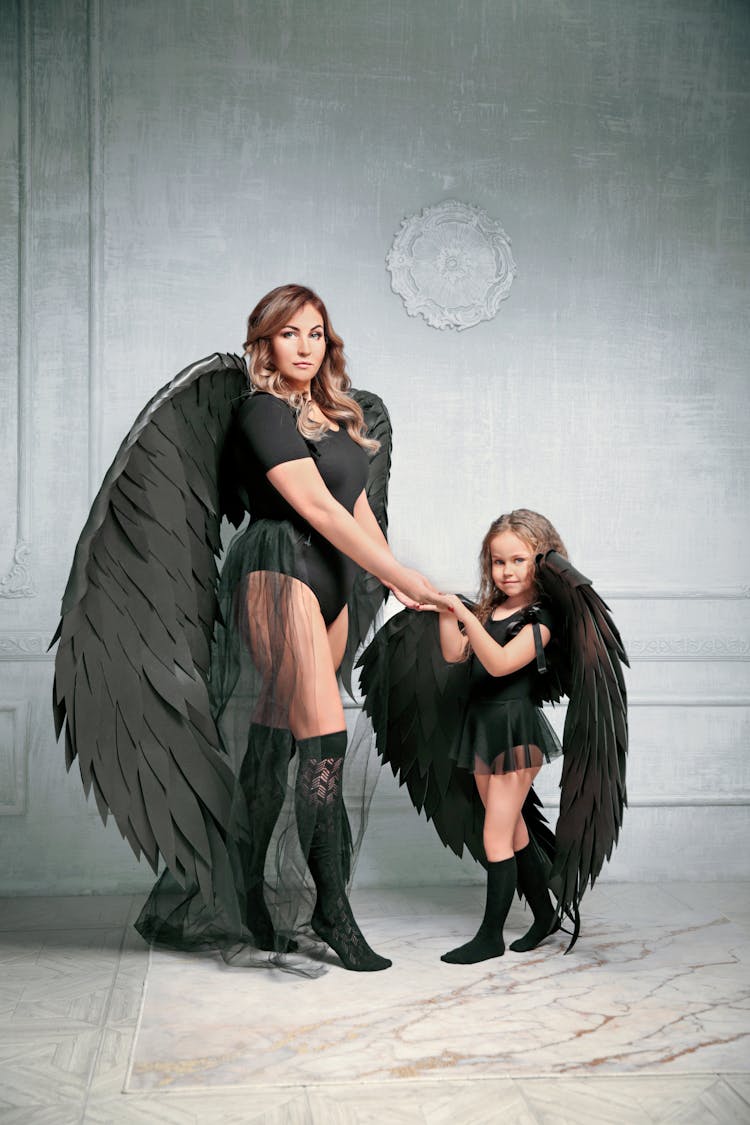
[536, 550, 629, 929]
[358, 608, 556, 865]
[338, 388, 393, 697]
[51, 353, 249, 907]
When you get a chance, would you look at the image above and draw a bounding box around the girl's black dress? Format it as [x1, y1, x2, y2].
[453, 607, 562, 776]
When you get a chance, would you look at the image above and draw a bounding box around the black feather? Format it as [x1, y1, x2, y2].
[536, 550, 629, 945]
[339, 389, 393, 698]
[51, 354, 249, 905]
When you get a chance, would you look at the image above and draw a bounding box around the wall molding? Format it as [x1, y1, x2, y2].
[617, 696, 750, 708]
[604, 587, 750, 600]
[344, 695, 750, 709]
[0, 699, 29, 815]
[376, 789, 750, 810]
[0, 0, 35, 600]
[87, 0, 103, 501]
[627, 636, 749, 661]
[2, 638, 749, 711]
[10, 635, 750, 666]
[0, 632, 53, 659]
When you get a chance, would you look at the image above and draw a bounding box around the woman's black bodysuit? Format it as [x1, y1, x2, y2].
[229, 391, 369, 624]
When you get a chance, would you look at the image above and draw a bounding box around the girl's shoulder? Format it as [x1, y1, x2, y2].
[492, 601, 554, 633]
[528, 600, 554, 631]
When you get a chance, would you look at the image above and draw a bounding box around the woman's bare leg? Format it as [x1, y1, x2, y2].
[244, 578, 388, 970]
[244, 573, 345, 736]
[327, 603, 349, 674]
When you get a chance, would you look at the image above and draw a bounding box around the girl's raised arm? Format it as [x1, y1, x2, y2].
[437, 609, 469, 663]
[441, 594, 550, 677]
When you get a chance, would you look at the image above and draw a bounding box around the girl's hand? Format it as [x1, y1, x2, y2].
[439, 593, 472, 623]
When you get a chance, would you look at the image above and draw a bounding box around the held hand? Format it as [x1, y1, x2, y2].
[388, 585, 422, 610]
[438, 592, 472, 622]
[392, 567, 444, 608]
[388, 585, 444, 613]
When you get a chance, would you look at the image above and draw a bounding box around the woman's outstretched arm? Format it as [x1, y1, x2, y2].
[267, 460, 443, 607]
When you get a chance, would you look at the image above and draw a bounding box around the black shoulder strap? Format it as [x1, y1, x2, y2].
[532, 621, 547, 673]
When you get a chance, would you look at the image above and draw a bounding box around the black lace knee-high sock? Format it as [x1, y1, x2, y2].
[509, 842, 559, 953]
[295, 732, 391, 972]
[441, 857, 517, 964]
[238, 724, 292, 951]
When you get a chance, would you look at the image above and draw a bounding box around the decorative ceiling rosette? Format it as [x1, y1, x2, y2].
[386, 200, 517, 331]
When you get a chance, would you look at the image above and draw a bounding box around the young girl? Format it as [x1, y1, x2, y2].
[436, 509, 566, 964]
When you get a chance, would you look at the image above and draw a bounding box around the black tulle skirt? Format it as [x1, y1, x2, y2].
[134, 518, 381, 975]
[453, 698, 562, 775]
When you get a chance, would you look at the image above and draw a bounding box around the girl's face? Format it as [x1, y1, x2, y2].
[270, 302, 326, 390]
[489, 530, 536, 602]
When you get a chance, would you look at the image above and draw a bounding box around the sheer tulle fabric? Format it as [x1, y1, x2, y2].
[134, 519, 381, 975]
[453, 698, 562, 776]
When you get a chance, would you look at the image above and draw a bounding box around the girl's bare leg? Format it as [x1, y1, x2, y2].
[482, 763, 540, 861]
[502, 760, 559, 953]
[442, 760, 539, 965]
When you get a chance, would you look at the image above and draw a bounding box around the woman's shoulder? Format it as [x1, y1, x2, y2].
[237, 390, 293, 418]
[235, 390, 298, 433]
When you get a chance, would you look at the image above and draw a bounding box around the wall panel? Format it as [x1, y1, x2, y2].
[0, 0, 748, 895]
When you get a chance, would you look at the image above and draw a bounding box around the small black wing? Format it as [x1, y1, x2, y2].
[536, 550, 629, 931]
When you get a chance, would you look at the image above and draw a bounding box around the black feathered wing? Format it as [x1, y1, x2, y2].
[338, 388, 393, 698]
[535, 550, 629, 934]
[358, 608, 557, 865]
[51, 353, 249, 907]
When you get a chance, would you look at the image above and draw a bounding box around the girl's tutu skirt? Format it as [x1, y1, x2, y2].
[453, 698, 562, 776]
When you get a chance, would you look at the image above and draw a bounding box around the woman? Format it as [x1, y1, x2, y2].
[135, 284, 444, 972]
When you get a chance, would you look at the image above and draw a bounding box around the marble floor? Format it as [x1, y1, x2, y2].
[0, 882, 748, 1124]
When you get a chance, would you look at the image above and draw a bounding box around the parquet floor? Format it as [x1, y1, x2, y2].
[1, 884, 748, 1123]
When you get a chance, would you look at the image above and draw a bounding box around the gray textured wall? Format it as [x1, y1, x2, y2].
[1, 0, 749, 895]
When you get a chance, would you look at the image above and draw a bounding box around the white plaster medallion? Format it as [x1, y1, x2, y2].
[386, 200, 517, 330]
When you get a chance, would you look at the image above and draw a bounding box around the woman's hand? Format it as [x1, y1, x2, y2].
[392, 567, 450, 609]
[388, 585, 422, 610]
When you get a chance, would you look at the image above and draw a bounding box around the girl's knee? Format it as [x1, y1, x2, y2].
[512, 818, 530, 851]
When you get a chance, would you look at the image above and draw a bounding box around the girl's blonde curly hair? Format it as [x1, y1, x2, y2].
[475, 509, 567, 624]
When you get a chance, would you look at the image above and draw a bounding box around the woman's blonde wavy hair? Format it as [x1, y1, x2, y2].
[243, 283, 378, 452]
[475, 509, 568, 625]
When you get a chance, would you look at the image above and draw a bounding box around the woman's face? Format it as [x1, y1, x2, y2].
[489, 530, 536, 602]
[270, 302, 326, 391]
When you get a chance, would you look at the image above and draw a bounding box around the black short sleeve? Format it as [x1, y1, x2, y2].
[234, 393, 312, 473]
